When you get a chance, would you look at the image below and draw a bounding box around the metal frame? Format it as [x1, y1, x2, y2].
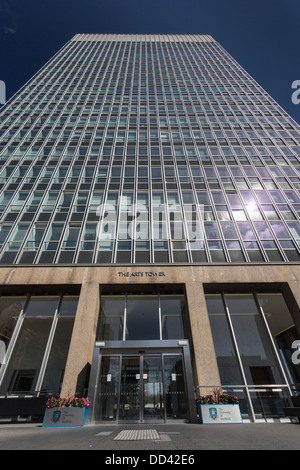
[0, 293, 72, 397]
[1, 36, 300, 268]
[197, 384, 292, 423]
[87, 339, 197, 424]
[0, 294, 30, 387]
[221, 292, 256, 421]
[100, 292, 187, 343]
[217, 291, 294, 422]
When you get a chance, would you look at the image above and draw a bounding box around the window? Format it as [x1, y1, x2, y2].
[0, 294, 78, 396]
[206, 290, 295, 420]
[97, 293, 187, 341]
[0, 297, 26, 367]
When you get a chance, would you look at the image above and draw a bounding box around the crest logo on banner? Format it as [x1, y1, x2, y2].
[209, 407, 218, 420]
[52, 410, 61, 423]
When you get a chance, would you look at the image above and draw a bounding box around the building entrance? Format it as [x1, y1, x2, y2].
[91, 350, 190, 423]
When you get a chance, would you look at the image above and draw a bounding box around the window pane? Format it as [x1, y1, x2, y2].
[160, 295, 186, 339]
[0, 296, 59, 395]
[125, 295, 159, 340]
[97, 296, 125, 341]
[164, 354, 187, 419]
[94, 356, 120, 422]
[257, 293, 300, 384]
[40, 296, 78, 395]
[0, 297, 26, 367]
[206, 294, 243, 384]
[225, 294, 285, 385]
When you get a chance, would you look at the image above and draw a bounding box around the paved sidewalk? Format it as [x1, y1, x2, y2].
[0, 421, 299, 451]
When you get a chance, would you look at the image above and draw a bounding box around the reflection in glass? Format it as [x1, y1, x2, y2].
[119, 356, 140, 420]
[257, 293, 300, 385]
[44, 224, 64, 250]
[40, 296, 78, 395]
[143, 356, 164, 420]
[24, 225, 46, 251]
[164, 355, 187, 419]
[161, 295, 186, 339]
[225, 294, 285, 385]
[97, 296, 125, 341]
[206, 294, 243, 384]
[61, 226, 80, 250]
[97, 294, 187, 341]
[126, 295, 159, 340]
[96, 353, 189, 422]
[0, 296, 59, 395]
[7, 223, 30, 251]
[0, 297, 26, 367]
[95, 356, 120, 421]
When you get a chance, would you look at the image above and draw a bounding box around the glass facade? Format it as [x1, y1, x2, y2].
[0, 294, 78, 397]
[0, 296, 27, 368]
[1, 34, 300, 423]
[97, 294, 187, 341]
[0, 34, 300, 265]
[94, 353, 188, 423]
[205, 291, 298, 420]
[92, 292, 190, 423]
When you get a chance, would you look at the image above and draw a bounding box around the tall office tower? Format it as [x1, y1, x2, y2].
[0, 34, 300, 424]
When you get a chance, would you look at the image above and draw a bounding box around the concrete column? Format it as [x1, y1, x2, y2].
[285, 280, 300, 334]
[60, 282, 100, 397]
[185, 282, 221, 396]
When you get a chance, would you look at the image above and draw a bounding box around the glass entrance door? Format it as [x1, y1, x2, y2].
[119, 355, 164, 421]
[119, 356, 141, 421]
[94, 352, 188, 423]
[143, 356, 164, 420]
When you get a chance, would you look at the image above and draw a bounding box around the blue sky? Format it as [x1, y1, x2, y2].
[1, 0, 300, 123]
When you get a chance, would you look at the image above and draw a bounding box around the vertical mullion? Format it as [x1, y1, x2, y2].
[0, 293, 31, 388]
[123, 294, 127, 341]
[253, 291, 292, 395]
[34, 294, 63, 397]
[158, 292, 162, 340]
[221, 292, 256, 422]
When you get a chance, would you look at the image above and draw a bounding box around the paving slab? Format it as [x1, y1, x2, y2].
[0, 422, 299, 451]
